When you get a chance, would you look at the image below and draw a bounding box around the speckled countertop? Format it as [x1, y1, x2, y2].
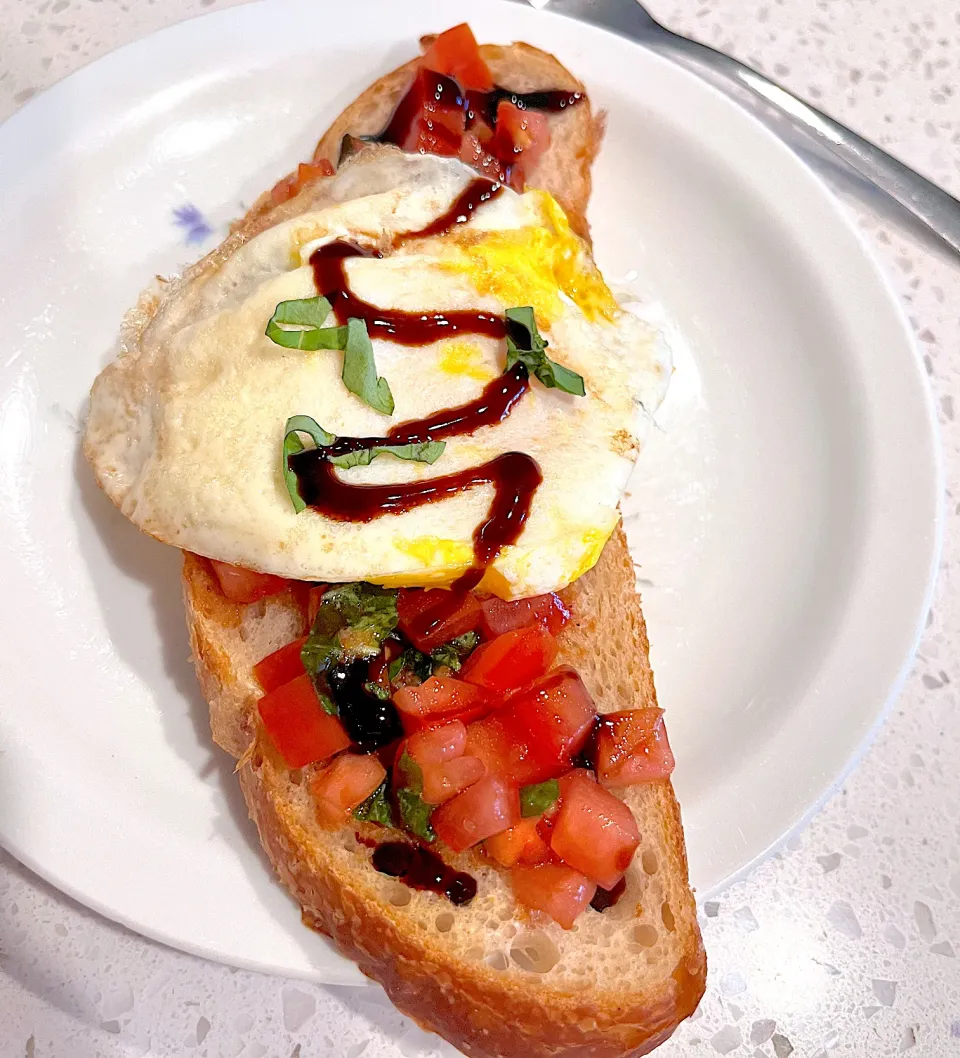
[1, 1, 959, 1056]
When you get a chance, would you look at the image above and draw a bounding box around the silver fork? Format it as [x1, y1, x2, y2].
[527, 0, 960, 258]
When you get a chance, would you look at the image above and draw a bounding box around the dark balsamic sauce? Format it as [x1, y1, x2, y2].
[311, 240, 505, 346]
[372, 842, 477, 905]
[327, 660, 403, 751]
[570, 715, 601, 771]
[590, 877, 627, 912]
[402, 177, 504, 241]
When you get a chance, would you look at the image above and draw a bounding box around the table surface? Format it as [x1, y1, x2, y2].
[1, 1, 959, 1056]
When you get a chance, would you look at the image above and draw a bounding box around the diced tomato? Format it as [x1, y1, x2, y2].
[306, 584, 329, 626]
[432, 775, 520, 851]
[397, 589, 482, 652]
[269, 158, 335, 206]
[550, 771, 640, 889]
[386, 68, 466, 157]
[310, 753, 386, 828]
[494, 101, 551, 187]
[458, 130, 508, 183]
[484, 817, 551, 868]
[420, 23, 493, 92]
[393, 676, 491, 733]
[511, 864, 596, 929]
[406, 720, 467, 766]
[464, 666, 596, 785]
[210, 560, 290, 604]
[460, 626, 558, 694]
[596, 709, 676, 785]
[479, 593, 570, 639]
[253, 637, 307, 694]
[258, 674, 351, 768]
[420, 755, 485, 805]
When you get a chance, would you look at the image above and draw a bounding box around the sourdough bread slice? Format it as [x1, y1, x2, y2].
[182, 526, 705, 1058]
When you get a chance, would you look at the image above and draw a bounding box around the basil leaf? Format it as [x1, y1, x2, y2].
[388, 647, 434, 685]
[267, 305, 393, 414]
[317, 690, 339, 716]
[520, 778, 560, 818]
[430, 631, 480, 672]
[328, 440, 445, 470]
[363, 679, 392, 701]
[282, 415, 336, 513]
[342, 318, 395, 415]
[396, 750, 423, 794]
[266, 296, 348, 350]
[397, 788, 436, 842]
[505, 305, 585, 397]
[354, 781, 394, 826]
[301, 582, 399, 677]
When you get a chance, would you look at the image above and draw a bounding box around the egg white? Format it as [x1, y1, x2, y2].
[85, 151, 670, 598]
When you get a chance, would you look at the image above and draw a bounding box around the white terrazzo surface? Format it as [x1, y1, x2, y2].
[1, 1, 959, 1056]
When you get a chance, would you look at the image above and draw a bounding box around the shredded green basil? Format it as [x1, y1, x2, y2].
[520, 778, 560, 818]
[395, 751, 436, 841]
[300, 583, 399, 677]
[430, 631, 480, 672]
[353, 781, 394, 826]
[342, 317, 394, 415]
[328, 440, 445, 470]
[505, 306, 585, 397]
[282, 415, 336, 513]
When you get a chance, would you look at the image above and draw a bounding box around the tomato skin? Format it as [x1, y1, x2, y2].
[406, 720, 468, 766]
[393, 676, 491, 734]
[465, 667, 597, 785]
[210, 560, 290, 604]
[494, 101, 551, 190]
[270, 158, 336, 206]
[484, 817, 551, 868]
[420, 755, 485, 805]
[511, 864, 596, 929]
[550, 771, 640, 889]
[596, 709, 676, 785]
[258, 674, 352, 768]
[420, 23, 494, 92]
[479, 593, 570, 639]
[306, 585, 330, 626]
[460, 626, 558, 694]
[397, 589, 482, 652]
[253, 637, 307, 694]
[458, 130, 508, 183]
[311, 753, 386, 829]
[432, 775, 520, 851]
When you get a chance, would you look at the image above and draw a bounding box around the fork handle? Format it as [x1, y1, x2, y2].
[541, 0, 960, 256]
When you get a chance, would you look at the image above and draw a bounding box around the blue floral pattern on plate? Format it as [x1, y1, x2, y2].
[172, 203, 214, 245]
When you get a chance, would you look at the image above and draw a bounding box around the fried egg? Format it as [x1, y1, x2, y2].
[85, 150, 670, 599]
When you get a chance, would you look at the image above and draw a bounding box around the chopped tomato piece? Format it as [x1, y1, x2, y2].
[384, 68, 466, 157]
[494, 100, 551, 190]
[420, 755, 485, 805]
[432, 775, 520, 851]
[406, 720, 467, 766]
[511, 864, 596, 929]
[464, 666, 596, 785]
[210, 560, 290, 604]
[550, 771, 640, 889]
[479, 592, 570, 639]
[253, 636, 307, 694]
[460, 626, 558, 694]
[258, 674, 351, 768]
[484, 817, 551, 868]
[393, 676, 491, 733]
[596, 708, 676, 785]
[397, 589, 482, 652]
[420, 23, 493, 92]
[269, 159, 335, 206]
[311, 753, 386, 828]
[458, 130, 508, 183]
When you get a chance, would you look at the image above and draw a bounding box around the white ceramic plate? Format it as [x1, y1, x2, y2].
[0, 0, 941, 985]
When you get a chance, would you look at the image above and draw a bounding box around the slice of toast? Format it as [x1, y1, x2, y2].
[183, 527, 705, 1058]
[111, 32, 704, 1058]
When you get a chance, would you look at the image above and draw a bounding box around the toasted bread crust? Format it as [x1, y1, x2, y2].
[102, 31, 703, 1057]
[182, 528, 706, 1058]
